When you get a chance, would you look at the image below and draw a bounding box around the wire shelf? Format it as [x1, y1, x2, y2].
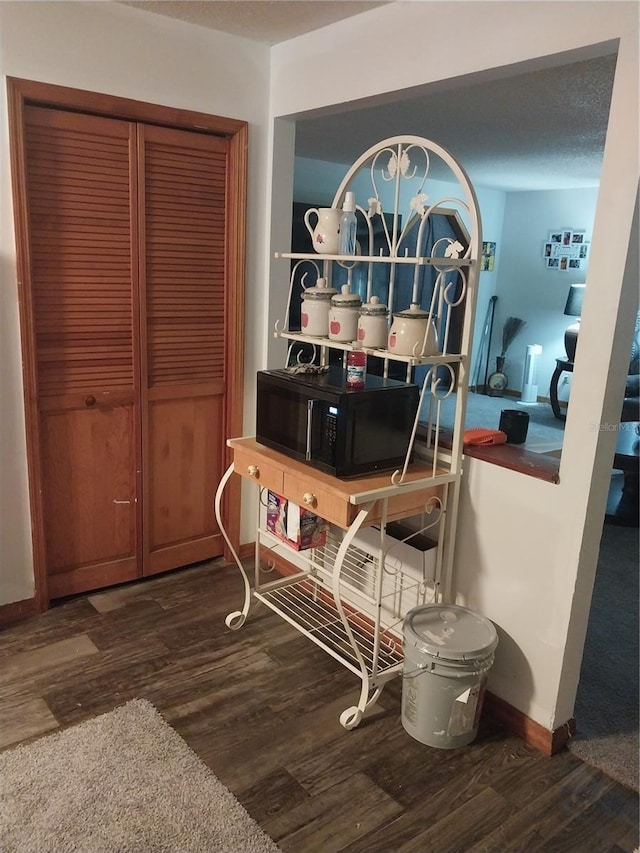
[313, 531, 430, 607]
[275, 330, 464, 366]
[312, 532, 379, 602]
[254, 578, 403, 678]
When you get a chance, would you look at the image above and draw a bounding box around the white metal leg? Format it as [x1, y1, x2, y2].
[329, 501, 398, 729]
[214, 462, 252, 629]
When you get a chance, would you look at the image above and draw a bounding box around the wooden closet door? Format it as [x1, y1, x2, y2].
[139, 125, 228, 575]
[23, 106, 141, 598]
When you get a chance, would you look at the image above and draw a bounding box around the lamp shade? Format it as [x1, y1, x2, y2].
[564, 284, 585, 317]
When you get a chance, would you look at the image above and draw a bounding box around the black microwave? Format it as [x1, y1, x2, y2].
[256, 367, 419, 478]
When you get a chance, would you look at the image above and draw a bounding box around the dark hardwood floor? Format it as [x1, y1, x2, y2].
[1, 560, 638, 852]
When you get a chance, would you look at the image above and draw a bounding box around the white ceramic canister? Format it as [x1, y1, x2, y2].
[300, 277, 338, 337]
[388, 303, 439, 357]
[357, 295, 389, 349]
[303, 207, 342, 254]
[328, 285, 362, 343]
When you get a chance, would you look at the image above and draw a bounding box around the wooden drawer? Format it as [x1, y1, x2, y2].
[369, 482, 443, 527]
[283, 473, 356, 528]
[233, 445, 284, 494]
[229, 438, 446, 532]
[284, 472, 443, 530]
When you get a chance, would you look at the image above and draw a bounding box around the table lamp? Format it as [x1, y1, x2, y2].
[563, 284, 585, 361]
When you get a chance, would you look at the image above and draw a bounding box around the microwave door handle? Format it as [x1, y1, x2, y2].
[306, 399, 316, 461]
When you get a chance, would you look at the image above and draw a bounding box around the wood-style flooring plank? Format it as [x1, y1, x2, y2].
[340, 733, 527, 853]
[285, 707, 413, 796]
[340, 802, 441, 853]
[196, 690, 386, 792]
[152, 648, 287, 735]
[83, 597, 167, 646]
[360, 715, 516, 811]
[0, 696, 59, 749]
[263, 771, 403, 853]
[0, 633, 99, 684]
[0, 598, 99, 656]
[491, 742, 584, 808]
[475, 762, 617, 851]
[42, 637, 173, 725]
[537, 783, 640, 853]
[0, 561, 637, 853]
[396, 785, 514, 853]
[238, 767, 319, 827]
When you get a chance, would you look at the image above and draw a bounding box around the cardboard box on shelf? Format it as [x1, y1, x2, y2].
[266, 491, 327, 551]
[352, 521, 437, 582]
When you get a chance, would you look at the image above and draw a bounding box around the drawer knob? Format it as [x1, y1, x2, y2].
[247, 465, 260, 477]
[302, 492, 317, 507]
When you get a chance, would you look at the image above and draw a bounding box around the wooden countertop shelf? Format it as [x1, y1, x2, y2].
[227, 437, 448, 530]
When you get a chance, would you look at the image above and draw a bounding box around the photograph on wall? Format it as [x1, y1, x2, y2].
[481, 241, 496, 271]
[544, 229, 590, 270]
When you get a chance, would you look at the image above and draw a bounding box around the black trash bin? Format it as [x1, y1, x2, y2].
[499, 409, 530, 444]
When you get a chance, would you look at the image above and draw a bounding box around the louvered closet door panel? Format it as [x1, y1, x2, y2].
[24, 106, 140, 597]
[140, 125, 228, 574]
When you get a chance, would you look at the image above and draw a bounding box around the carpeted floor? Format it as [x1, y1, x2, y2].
[0, 699, 283, 853]
[569, 523, 639, 791]
[427, 389, 566, 452]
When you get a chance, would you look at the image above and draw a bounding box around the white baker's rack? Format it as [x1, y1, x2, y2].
[215, 135, 481, 729]
[275, 135, 481, 484]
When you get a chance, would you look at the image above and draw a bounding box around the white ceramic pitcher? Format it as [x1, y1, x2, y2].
[303, 207, 341, 254]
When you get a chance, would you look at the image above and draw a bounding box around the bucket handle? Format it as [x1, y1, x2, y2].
[403, 658, 494, 679]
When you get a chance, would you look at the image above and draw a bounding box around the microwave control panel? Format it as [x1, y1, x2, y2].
[322, 405, 339, 464]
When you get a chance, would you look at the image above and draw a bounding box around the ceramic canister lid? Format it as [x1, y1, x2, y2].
[360, 295, 388, 316]
[394, 302, 434, 319]
[302, 277, 338, 300]
[330, 284, 362, 308]
[403, 603, 498, 662]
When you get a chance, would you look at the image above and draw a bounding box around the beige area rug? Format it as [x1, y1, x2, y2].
[0, 698, 282, 853]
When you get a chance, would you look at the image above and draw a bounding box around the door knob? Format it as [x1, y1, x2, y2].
[247, 465, 259, 477]
[302, 492, 317, 507]
[85, 395, 96, 407]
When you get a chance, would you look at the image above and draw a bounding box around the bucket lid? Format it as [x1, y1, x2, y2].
[403, 604, 498, 661]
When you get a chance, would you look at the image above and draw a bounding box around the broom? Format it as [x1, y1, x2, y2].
[500, 316, 526, 357]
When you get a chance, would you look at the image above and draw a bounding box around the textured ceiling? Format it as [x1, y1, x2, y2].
[119, 2, 617, 192]
[121, 1, 389, 45]
[294, 53, 617, 192]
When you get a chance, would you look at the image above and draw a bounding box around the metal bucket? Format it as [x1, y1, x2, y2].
[402, 603, 498, 749]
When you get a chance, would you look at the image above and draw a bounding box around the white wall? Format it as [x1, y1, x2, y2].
[492, 188, 599, 398]
[269, 2, 639, 730]
[0, 1, 271, 603]
[294, 156, 360, 206]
